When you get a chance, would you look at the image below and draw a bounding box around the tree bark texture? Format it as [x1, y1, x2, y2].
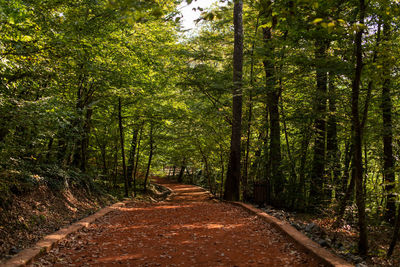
[351, 0, 368, 254]
[310, 38, 329, 206]
[224, 0, 243, 201]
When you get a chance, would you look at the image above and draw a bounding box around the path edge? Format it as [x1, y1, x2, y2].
[2, 201, 127, 267]
[229, 201, 353, 267]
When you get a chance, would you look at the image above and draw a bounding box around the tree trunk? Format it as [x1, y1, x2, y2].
[280, 93, 296, 183]
[127, 124, 139, 187]
[113, 135, 118, 189]
[203, 155, 213, 194]
[133, 122, 143, 197]
[262, 8, 283, 206]
[118, 97, 128, 197]
[351, 0, 368, 254]
[72, 77, 84, 169]
[336, 168, 355, 226]
[243, 15, 260, 202]
[73, 74, 94, 172]
[172, 166, 176, 177]
[220, 145, 225, 199]
[177, 162, 185, 183]
[310, 38, 329, 207]
[224, 0, 243, 201]
[144, 123, 154, 192]
[381, 22, 395, 224]
[327, 73, 340, 199]
[341, 140, 352, 192]
[298, 124, 311, 210]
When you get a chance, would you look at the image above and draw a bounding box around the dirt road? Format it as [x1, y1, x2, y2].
[29, 178, 326, 266]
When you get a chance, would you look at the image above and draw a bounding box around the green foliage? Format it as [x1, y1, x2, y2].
[1, 0, 400, 256]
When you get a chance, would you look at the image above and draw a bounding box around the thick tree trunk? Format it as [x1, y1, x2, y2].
[310, 39, 329, 207]
[118, 97, 128, 197]
[144, 123, 154, 192]
[224, 0, 243, 201]
[352, 0, 368, 254]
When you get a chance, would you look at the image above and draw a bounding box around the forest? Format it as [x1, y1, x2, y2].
[0, 0, 400, 265]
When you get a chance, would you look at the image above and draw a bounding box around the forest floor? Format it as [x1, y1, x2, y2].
[257, 203, 399, 266]
[0, 182, 115, 262]
[27, 177, 327, 267]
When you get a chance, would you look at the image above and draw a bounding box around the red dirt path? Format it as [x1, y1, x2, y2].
[29, 178, 326, 266]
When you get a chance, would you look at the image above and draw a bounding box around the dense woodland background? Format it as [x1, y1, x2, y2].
[1, 0, 400, 261]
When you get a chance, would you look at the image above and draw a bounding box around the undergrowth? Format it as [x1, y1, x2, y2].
[0, 161, 112, 210]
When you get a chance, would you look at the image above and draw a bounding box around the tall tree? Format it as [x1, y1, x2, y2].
[326, 73, 340, 198]
[144, 122, 154, 192]
[351, 0, 368, 255]
[310, 18, 329, 206]
[224, 0, 243, 201]
[127, 123, 139, 187]
[261, 0, 283, 206]
[381, 18, 395, 224]
[118, 97, 128, 197]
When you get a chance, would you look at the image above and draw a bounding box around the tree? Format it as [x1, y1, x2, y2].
[224, 0, 243, 201]
[351, 0, 368, 255]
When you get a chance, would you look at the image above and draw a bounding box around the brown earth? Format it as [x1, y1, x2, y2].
[0, 184, 115, 262]
[29, 178, 327, 266]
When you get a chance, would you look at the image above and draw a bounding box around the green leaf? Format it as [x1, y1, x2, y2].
[259, 22, 272, 29]
[312, 18, 323, 24]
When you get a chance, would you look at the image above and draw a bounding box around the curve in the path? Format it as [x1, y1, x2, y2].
[29, 178, 326, 267]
